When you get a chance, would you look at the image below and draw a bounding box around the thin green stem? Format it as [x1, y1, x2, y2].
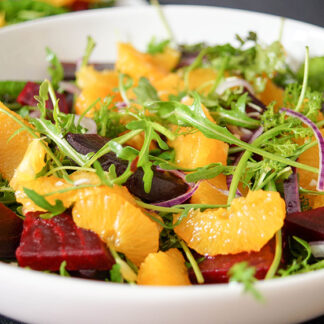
[84, 129, 142, 168]
[176, 111, 318, 175]
[295, 46, 309, 112]
[150, 0, 176, 45]
[180, 240, 204, 284]
[265, 230, 282, 279]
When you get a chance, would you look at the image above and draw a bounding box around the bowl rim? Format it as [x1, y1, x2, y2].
[1, 4, 324, 297]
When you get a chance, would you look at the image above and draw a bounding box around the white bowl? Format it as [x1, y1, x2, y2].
[1, 6, 324, 324]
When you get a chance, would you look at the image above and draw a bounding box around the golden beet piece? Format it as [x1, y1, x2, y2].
[137, 249, 191, 286]
[175, 190, 286, 256]
[0, 102, 34, 180]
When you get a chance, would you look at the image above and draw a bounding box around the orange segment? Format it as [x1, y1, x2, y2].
[76, 66, 118, 89]
[0, 102, 34, 180]
[14, 176, 73, 212]
[174, 190, 286, 256]
[191, 176, 228, 205]
[154, 73, 183, 100]
[137, 249, 191, 286]
[72, 185, 159, 266]
[116, 43, 168, 82]
[75, 86, 121, 116]
[171, 129, 228, 169]
[10, 139, 47, 191]
[150, 47, 181, 72]
[259, 78, 284, 108]
[187, 68, 218, 94]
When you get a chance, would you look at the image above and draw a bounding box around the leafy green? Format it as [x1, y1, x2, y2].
[228, 262, 264, 301]
[23, 187, 66, 218]
[110, 264, 123, 283]
[0, 81, 27, 102]
[93, 98, 126, 138]
[81, 36, 96, 68]
[213, 92, 261, 129]
[126, 119, 174, 192]
[0, 0, 67, 25]
[46, 47, 64, 89]
[133, 77, 160, 105]
[298, 56, 324, 92]
[147, 37, 170, 54]
[59, 261, 70, 277]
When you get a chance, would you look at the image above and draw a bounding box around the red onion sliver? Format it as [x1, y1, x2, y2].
[283, 168, 301, 214]
[59, 81, 81, 96]
[152, 181, 201, 208]
[280, 108, 324, 191]
[216, 77, 255, 96]
[74, 115, 97, 134]
[309, 241, 324, 258]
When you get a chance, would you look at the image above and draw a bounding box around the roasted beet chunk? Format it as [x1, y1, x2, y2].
[285, 207, 324, 241]
[190, 240, 275, 284]
[17, 81, 69, 114]
[0, 203, 23, 259]
[66, 133, 189, 203]
[16, 212, 114, 271]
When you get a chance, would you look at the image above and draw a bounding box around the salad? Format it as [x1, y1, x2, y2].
[1, 25, 324, 296]
[0, 0, 115, 27]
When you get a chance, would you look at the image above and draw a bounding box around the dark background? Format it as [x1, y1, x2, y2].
[1, 1, 324, 323]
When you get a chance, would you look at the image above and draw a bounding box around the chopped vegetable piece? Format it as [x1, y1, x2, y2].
[137, 249, 190, 286]
[175, 190, 286, 256]
[17, 81, 69, 114]
[190, 240, 275, 284]
[285, 207, 324, 241]
[0, 202, 23, 259]
[66, 133, 189, 203]
[16, 212, 114, 271]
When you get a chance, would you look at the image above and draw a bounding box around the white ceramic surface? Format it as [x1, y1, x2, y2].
[0, 6, 324, 324]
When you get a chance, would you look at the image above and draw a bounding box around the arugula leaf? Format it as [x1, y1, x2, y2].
[93, 99, 126, 138]
[147, 37, 170, 54]
[81, 36, 96, 68]
[23, 187, 66, 218]
[110, 264, 123, 283]
[133, 77, 160, 105]
[185, 163, 232, 182]
[59, 261, 70, 277]
[228, 262, 264, 301]
[297, 56, 324, 92]
[214, 93, 261, 129]
[46, 47, 64, 89]
[0, 81, 27, 102]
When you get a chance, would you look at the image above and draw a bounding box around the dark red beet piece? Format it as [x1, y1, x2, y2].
[16, 212, 114, 271]
[285, 207, 324, 241]
[0, 203, 23, 259]
[17, 81, 69, 114]
[68, 1, 90, 11]
[66, 133, 189, 203]
[190, 240, 275, 284]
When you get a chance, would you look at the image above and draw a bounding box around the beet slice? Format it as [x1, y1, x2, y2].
[285, 207, 324, 241]
[0, 203, 23, 259]
[16, 212, 114, 271]
[17, 81, 69, 114]
[190, 240, 275, 284]
[66, 133, 189, 203]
